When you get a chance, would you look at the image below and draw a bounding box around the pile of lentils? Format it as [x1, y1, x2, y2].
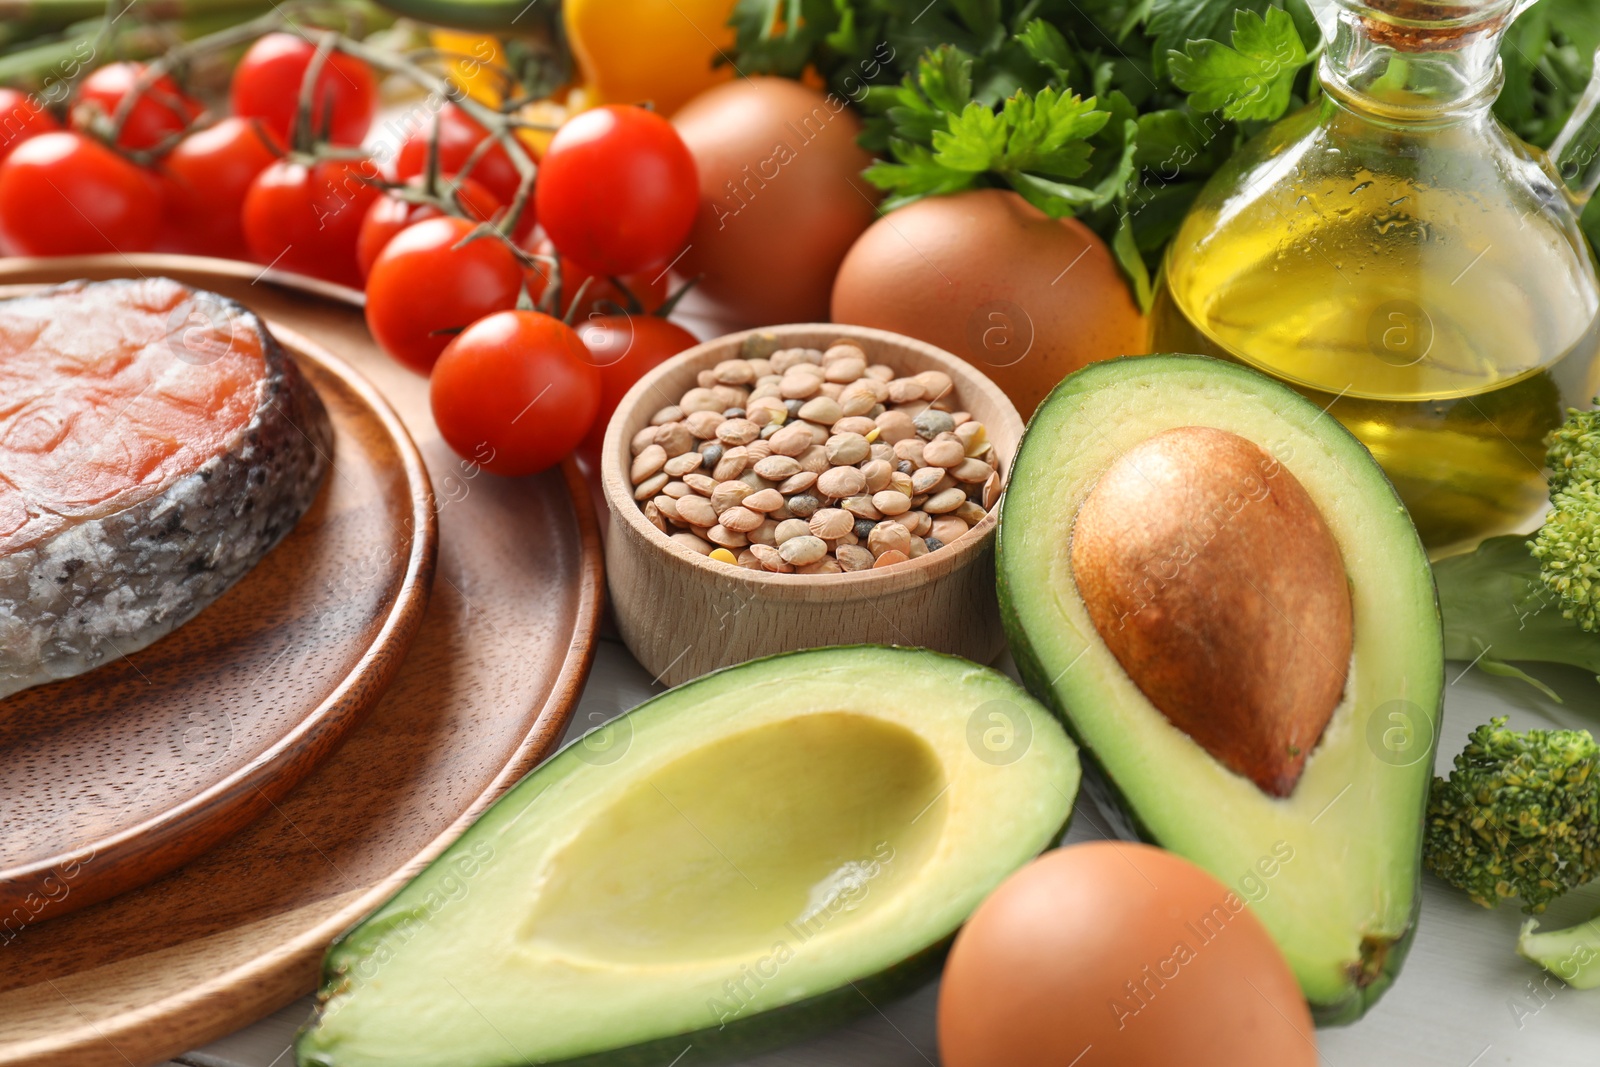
[627, 338, 1003, 573]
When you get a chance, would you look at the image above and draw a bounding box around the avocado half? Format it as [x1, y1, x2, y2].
[296, 646, 1080, 1067]
[999, 355, 1444, 1025]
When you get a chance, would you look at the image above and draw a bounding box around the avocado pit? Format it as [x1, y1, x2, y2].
[1069, 426, 1353, 797]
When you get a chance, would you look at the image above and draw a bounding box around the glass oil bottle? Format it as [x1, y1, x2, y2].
[1153, 0, 1600, 552]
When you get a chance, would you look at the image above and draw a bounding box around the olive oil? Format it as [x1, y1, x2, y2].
[1151, 0, 1600, 552]
[1153, 171, 1600, 550]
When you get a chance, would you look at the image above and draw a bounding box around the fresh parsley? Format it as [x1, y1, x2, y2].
[1168, 8, 1312, 122]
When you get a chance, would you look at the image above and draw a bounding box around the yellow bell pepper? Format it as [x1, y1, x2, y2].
[429, 30, 510, 107]
[563, 0, 738, 116]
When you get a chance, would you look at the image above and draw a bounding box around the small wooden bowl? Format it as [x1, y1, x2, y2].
[602, 323, 1023, 687]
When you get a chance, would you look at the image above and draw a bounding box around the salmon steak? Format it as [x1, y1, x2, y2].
[0, 277, 331, 700]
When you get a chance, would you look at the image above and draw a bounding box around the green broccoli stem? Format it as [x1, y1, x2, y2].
[1519, 914, 1600, 989]
[1432, 535, 1600, 702]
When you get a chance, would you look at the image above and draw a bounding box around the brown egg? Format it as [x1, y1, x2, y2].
[831, 188, 1148, 419]
[672, 77, 879, 326]
[939, 843, 1317, 1067]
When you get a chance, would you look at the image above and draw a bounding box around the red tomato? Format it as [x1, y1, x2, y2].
[0, 131, 158, 254]
[355, 173, 500, 279]
[0, 89, 60, 163]
[231, 33, 378, 147]
[395, 103, 526, 207]
[365, 216, 526, 374]
[160, 117, 282, 257]
[535, 105, 697, 276]
[431, 310, 602, 476]
[242, 156, 382, 287]
[525, 238, 669, 319]
[75, 62, 200, 151]
[576, 313, 698, 453]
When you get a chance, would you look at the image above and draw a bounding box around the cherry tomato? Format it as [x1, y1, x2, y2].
[0, 131, 158, 254]
[395, 103, 526, 207]
[365, 216, 526, 374]
[0, 89, 60, 163]
[242, 156, 382, 287]
[431, 310, 602, 477]
[576, 313, 698, 453]
[535, 104, 697, 276]
[160, 117, 282, 257]
[525, 238, 668, 319]
[231, 33, 378, 147]
[75, 62, 201, 151]
[355, 173, 499, 279]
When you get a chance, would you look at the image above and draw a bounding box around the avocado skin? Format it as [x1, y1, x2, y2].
[300, 939, 948, 1067]
[997, 354, 1439, 1027]
[297, 644, 1077, 1067]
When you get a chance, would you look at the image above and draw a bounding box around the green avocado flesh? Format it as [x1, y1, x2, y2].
[297, 646, 1080, 1067]
[998, 355, 1444, 1025]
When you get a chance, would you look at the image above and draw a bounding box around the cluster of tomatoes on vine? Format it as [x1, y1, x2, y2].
[0, 31, 705, 477]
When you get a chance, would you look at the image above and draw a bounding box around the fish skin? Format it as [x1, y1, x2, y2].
[0, 279, 332, 701]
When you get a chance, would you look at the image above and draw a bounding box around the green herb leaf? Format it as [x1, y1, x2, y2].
[1111, 209, 1155, 312]
[1015, 18, 1082, 86]
[1147, 0, 1271, 61]
[863, 140, 980, 209]
[933, 102, 1012, 171]
[1169, 7, 1310, 122]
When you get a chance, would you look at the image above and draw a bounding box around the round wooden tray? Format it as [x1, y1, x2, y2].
[0, 257, 604, 1067]
[0, 312, 438, 925]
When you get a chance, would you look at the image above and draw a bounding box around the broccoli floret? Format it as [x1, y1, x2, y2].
[1424, 717, 1600, 912]
[1530, 479, 1600, 634]
[1546, 405, 1600, 492]
[1433, 401, 1600, 699]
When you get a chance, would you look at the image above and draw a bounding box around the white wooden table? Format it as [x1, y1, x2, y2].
[158, 635, 1599, 1067]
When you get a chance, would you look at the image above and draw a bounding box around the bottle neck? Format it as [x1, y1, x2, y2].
[1320, 0, 1513, 122]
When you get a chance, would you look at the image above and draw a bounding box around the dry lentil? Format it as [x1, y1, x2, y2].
[778, 470, 818, 494]
[719, 506, 763, 533]
[954, 501, 987, 526]
[875, 409, 917, 443]
[786, 493, 822, 519]
[809, 508, 853, 539]
[915, 410, 956, 440]
[712, 448, 748, 481]
[672, 531, 714, 554]
[675, 495, 718, 527]
[779, 535, 828, 566]
[717, 418, 760, 446]
[750, 543, 791, 572]
[707, 524, 748, 549]
[923, 438, 965, 468]
[911, 465, 946, 494]
[817, 466, 867, 499]
[664, 452, 702, 477]
[931, 516, 969, 544]
[710, 481, 752, 513]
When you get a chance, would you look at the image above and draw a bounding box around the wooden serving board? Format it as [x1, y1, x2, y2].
[0, 256, 604, 1067]
[0, 316, 438, 925]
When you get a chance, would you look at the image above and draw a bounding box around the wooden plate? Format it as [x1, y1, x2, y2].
[0, 257, 604, 1067]
[0, 312, 438, 924]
